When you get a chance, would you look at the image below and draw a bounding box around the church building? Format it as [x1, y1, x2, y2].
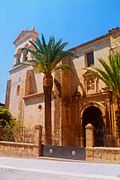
[5, 27, 120, 147]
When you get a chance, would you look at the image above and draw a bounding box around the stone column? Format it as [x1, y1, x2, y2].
[85, 123, 94, 147]
[33, 125, 42, 158]
[85, 123, 94, 161]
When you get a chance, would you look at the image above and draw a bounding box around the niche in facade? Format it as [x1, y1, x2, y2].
[83, 70, 98, 93]
[25, 70, 37, 96]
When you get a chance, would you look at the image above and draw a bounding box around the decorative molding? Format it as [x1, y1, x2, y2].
[13, 30, 38, 46]
[9, 64, 32, 75]
[23, 92, 44, 100]
[23, 91, 54, 100]
[83, 70, 98, 93]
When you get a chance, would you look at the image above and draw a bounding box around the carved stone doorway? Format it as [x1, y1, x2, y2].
[82, 106, 105, 147]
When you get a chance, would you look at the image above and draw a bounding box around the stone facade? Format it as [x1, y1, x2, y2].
[6, 27, 120, 147]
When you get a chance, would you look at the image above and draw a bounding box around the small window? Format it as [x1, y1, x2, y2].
[15, 49, 22, 65]
[17, 85, 20, 96]
[86, 51, 94, 67]
[23, 49, 28, 61]
[16, 54, 21, 64]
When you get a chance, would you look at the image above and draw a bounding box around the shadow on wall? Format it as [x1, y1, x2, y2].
[68, 58, 86, 97]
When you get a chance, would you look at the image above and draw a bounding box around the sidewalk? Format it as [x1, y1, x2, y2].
[0, 156, 119, 180]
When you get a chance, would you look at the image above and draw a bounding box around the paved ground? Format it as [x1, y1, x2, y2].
[0, 157, 119, 180]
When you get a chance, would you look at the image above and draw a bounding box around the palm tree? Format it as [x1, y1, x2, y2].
[87, 52, 120, 140]
[22, 34, 76, 145]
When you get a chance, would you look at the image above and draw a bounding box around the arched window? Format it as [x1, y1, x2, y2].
[22, 44, 29, 62]
[15, 49, 22, 65]
[22, 49, 28, 61]
[25, 70, 37, 96]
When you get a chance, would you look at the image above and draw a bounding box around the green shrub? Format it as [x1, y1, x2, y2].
[0, 106, 16, 141]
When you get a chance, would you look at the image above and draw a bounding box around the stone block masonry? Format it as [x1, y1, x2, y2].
[0, 125, 42, 158]
[86, 147, 120, 163]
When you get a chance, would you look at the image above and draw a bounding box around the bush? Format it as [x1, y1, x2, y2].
[0, 106, 35, 143]
[0, 106, 15, 141]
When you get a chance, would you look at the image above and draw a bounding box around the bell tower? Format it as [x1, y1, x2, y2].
[5, 27, 38, 122]
[13, 26, 38, 65]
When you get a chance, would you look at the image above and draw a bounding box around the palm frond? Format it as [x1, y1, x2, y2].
[35, 38, 46, 54]
[41, 33, 46, 48]
[33, 63, 44, 73]
[50, 51, 75, 71]
[22, 47, 47, 67]
[21, 34, 76, 74]
[52, 64, 75, 74]
[87, 52, 120, 99]
[20, 61, 32, 66]
[89, 67, 115, 91]
[29, 41, 42, 54]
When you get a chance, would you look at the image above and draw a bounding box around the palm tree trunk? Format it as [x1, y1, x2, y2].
[116, 96, 120, 146]
[43, 73, 53, 145]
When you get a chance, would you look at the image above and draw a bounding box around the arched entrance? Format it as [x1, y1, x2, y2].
[82, 106, 105, 147]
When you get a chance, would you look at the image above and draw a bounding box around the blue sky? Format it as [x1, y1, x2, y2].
[0, 0, 120, 103]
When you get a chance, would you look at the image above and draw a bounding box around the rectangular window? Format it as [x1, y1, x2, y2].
[86, 51, 94, 67]
[17, 85, 20, 96]
[5, 80, 11, 108]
